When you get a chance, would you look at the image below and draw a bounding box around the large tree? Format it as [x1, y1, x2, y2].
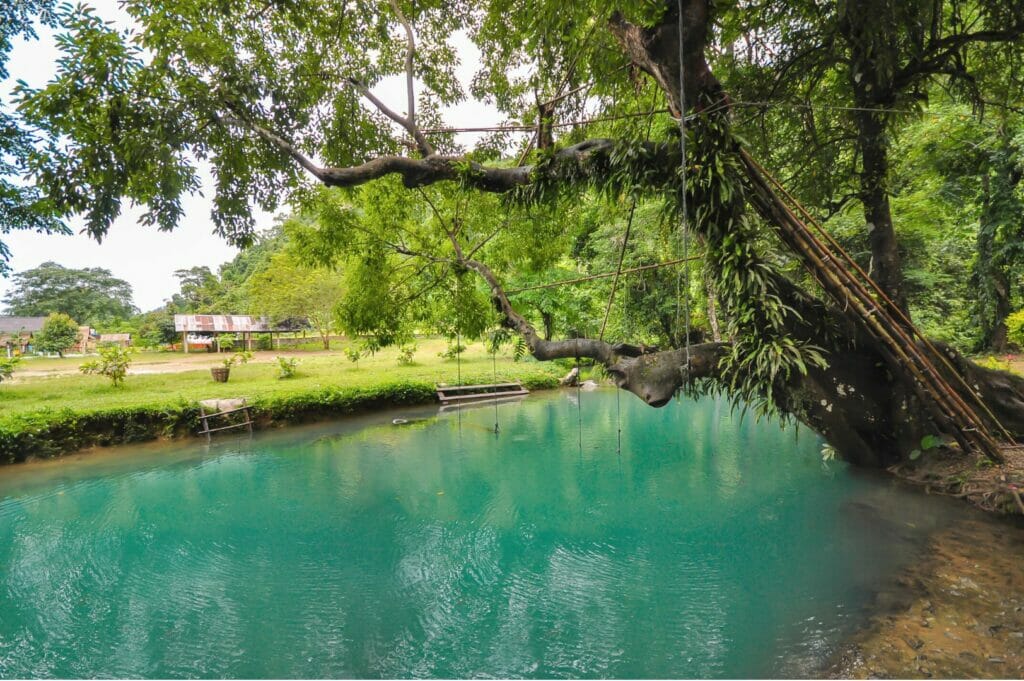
[0, 0, 68, 275]
[9, 0, 1024, 465]
[247, 251, 344, 350]
[2, 261, 137, 323]
[33, 311, 78, 357]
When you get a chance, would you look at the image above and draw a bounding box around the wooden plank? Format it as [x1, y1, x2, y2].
[203, 421, 254, 434]
[441, 389, 529, 403]
[203, 406, 251, 417]
[437, 382, 522, 394]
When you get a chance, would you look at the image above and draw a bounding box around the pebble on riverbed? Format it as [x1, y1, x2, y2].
[828, 518, 1024, 678]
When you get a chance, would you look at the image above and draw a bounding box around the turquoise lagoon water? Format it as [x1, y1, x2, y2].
[0, 390, 964, 678]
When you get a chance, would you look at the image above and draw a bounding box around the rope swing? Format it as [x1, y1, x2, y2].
[676, 0, 693, 376]
[575, 337, 583, 454]
[491, 343, 500, 435]
[455, 275, 463, 435]
[598, 198, 638, 456]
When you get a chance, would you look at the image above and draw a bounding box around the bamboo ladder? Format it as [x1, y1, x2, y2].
[739, 150, 1011, 462]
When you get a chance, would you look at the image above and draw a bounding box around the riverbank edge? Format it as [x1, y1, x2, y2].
[887, 446, 1024, 516]
[0, 374, 562, 464]
[826, 514, 1024, 678]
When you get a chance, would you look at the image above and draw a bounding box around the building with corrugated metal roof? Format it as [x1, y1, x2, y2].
[0, 316, 46, 357]
[173, 315, 298, 352]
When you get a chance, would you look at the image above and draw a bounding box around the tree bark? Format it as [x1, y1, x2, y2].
[855, 109, 909, 313]
[266, 0, 1024, 467]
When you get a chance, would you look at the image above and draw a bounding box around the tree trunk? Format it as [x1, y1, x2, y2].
[989, 270, 1012, 352]
[706, 281, 721, 342]
[855, 109, 909, 313]
[541, 311, 554, 341]
[598, 3, 1020, 465]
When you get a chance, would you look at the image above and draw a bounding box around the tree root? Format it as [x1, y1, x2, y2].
[888, 445, 1024, 515]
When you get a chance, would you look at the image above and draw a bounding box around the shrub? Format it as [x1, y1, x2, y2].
[396, 344, 416, 366]
[344, 347, 362, 367]
[976, 354, 1012, 373]
[276, 356, 299, 379]
[36, 313, 79, 357]
[1006, 309, 1024, 349]
[0, 356, 19, 382]
[80, 345, 133, 387]
[438, 342, 466, 360]
[222, 350, 253, 369]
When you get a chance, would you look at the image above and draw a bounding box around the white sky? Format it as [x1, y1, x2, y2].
[0, 1, 505, 312]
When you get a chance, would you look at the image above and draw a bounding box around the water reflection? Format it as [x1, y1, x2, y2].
[0, 390, 975, 678]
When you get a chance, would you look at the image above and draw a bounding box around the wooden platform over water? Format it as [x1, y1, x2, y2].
[436, 382, 529, 405]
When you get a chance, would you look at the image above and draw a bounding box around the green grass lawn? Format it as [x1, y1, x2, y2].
[0, 338, 565, 423]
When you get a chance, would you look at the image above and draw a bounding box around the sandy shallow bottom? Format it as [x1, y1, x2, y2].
[830, 515, 1024, 678]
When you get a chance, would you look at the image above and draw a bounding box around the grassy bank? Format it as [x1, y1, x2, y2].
[0, 339, 564, 463]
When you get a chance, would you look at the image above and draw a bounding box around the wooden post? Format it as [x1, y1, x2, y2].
[183, 331, 188, 353]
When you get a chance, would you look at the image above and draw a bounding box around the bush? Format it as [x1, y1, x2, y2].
[0, 356, 19, 382]
[976, 354, 1012, 373]
[36, 313, 79, 357]
[222, 351, 253, 369]
[344, 347, 362, 367]
[397, 344, 416, 366]
[1006, 309, 1024, 349]
[0, 368, 564, 463]
[276, 356, 299, 379]
[80, 345, 133, 387]
[438, 342, 466, 360]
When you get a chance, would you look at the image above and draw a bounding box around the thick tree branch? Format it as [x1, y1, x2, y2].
[608, 0, 722, 115]
[892, 26, 1024, 91]
[231, 117, 667, 193]
[460, 254, 726, 406]
[347, 78, 434, 158]
[342, 0, 434, 157]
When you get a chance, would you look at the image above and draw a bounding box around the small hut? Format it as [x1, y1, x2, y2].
[0, 316, 46, 357]
[73, 326, 98, 354]
[99, 333, 132, 347]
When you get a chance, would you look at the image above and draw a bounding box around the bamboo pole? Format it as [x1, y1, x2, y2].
[738, 150, 1004, 462]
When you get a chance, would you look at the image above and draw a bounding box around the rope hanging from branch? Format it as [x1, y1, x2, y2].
[491, 343, 500, 435]
[598, 198, 638, 342]
[676, 0, 692, 374]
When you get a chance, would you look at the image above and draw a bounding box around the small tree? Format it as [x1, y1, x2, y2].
[396, 344, 416, 366]
[276, 356, 299, 379]
[344, 346, 362, 368]
[247, 252, 344, 350]
[0, 356, 19, 382]
[35, 313, 79, 357]
[80, 345, 132, 387]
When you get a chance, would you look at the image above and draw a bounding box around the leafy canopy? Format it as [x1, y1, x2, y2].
[33, 311, 78, 355]
[2, 261, 137, 323]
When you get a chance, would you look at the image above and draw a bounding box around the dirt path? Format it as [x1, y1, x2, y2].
[11, 350, 339, 378]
